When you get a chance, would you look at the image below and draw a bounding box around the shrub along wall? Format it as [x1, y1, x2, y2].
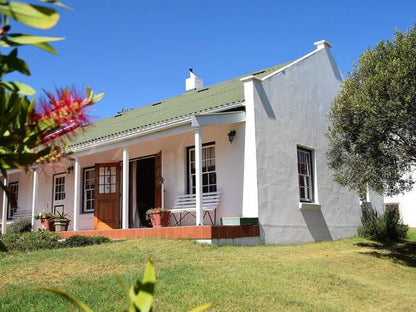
[358, 203, 408, 242]
[0, 232, 111, 252]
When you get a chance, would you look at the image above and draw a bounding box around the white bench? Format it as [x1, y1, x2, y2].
[168, 192, 220, 225]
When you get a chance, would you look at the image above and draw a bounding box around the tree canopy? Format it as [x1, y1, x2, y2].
[327, 26, 416, 196]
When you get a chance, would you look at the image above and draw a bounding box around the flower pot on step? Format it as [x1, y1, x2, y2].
[148, 210, 171, 227]
[53, 218, 70, 232]
[40, 217, 55, 231]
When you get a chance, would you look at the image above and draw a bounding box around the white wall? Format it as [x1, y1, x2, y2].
[385, 192, 416, 227]
[35, 159, 75, 230]
[249, 46, 363, 244]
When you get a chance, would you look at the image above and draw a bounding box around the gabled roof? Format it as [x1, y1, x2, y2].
[68, 62, 290, 150]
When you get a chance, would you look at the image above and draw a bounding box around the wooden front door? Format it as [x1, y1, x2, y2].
[94, 163, 120, 229]
[155, 151, 162, 208]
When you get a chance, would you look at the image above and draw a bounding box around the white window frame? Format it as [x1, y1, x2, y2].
[297, 147, 314, 202]
[7, 181, 18, 219]
[82, 167, 95, 213]
[54, 175, 66, 201]
[187, 143, 217, 194]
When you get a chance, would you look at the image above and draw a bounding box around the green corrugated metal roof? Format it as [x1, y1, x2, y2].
[68, 62, 290, 150]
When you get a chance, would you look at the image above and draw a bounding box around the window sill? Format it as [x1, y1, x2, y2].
[298, 202, 321, 211]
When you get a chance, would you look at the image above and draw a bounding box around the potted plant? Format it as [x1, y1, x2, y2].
[146, 208, 171, 228]
[52, 211, 71, 232]
[34, 211, 55, 231]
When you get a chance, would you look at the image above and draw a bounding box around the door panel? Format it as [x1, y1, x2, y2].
[94, 163, 120, 229]
[155, 151, 162, 208]
[52, 173, 67, 215]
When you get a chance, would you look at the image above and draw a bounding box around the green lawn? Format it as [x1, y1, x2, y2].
[1, 234, 416, 312]
[407, 227, 416, 241]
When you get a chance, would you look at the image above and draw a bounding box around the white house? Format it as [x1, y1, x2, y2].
[1, 40, 368, 244]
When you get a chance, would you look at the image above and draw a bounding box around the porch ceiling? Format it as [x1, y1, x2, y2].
[67, 62, 289, 152]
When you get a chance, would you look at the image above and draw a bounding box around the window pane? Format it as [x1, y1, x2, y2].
[209, 173, 216, 184]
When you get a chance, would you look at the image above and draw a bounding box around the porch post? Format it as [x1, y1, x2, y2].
[1, 176, 7, 234]
[73, 158, 80, 231]
[31, 170, 38, 231]
[122, 146, 129, 229]
[195, 127, 203, 225]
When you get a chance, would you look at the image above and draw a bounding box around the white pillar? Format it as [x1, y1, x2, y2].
[73, 158, 80, 231]
[195, 128, 203, 225]
[31, 170, 38, 231]
[241, 77, 259, 217]
[1, 176, 7, 234]
[122, 146, 129, 229]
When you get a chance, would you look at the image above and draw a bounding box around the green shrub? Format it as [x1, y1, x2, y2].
[6, 218, 32, 234]
[63, 235, 111, 248]
[1, 231, 60, 252]
[383, 203, 408, 241]
[358, 203, 408, 242]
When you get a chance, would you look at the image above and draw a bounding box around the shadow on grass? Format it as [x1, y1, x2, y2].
[356, 241, 416, 267]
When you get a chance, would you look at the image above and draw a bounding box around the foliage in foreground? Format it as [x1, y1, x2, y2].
[0, 231, 111, 252]
[0, 1, 103, 202]
[5, 218, 31, 234]
[45, 259, 211, 312]
[358, 203, 408, 242]
[327, 25, 416, 196]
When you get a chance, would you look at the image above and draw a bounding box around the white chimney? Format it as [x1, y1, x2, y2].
[313, 40, 333, 50]
[186, 68, 203, 91]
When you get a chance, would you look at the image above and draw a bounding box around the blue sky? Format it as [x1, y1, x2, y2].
[9, 0, 416, 119]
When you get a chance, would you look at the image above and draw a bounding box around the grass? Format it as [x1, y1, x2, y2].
[1, 233, 416, 311]
[407, 227, 416, 241]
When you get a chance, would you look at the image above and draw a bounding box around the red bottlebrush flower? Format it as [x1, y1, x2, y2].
[34, 87, 94, 144]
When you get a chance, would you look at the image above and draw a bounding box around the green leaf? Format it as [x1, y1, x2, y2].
[115, 275, 130, 299]
[0, 48, 31, 75]
[188, 303, 212, 312]
[31, 41, 58, 54]
[38, 0, 73, 10]
[0, 37, 59, 54]
[0, 2, 59, 29]
[133, 259, 155, 312]
[42, 288, 94, 312]
[1, 81, 35, 95]
[6, 34, 64, 45]
[92, 92, 105, 103]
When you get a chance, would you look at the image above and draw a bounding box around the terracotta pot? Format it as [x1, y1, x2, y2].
[150, 210, 171, 227]
[40, 217, 55, 231]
